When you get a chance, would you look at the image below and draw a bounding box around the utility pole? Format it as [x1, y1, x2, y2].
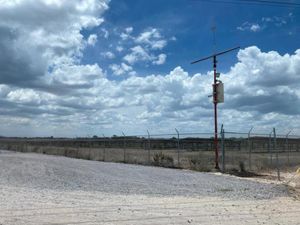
[191, 46, 240, 169]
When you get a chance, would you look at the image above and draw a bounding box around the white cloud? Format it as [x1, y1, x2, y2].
[153, 53, 167, 65]
[125, 27, 133, 34]
[135, 28, 167, 50]
[87, 34, 98, 46]
[7, 89, 44, 105]
[123, 45, 168, 66]
[120, 27, 133, 41]
[238, 13, 293, 33]
[237, 22, 261, 32]
[120, 32, 130, 40]
[250, 24, 261, 32]
[115, 27, 169, 66]
[262, 16, 288, 27]
[123, 45, 152, 64]
[50, 64, 105, 87]
[101, 51, 115, 59]
[116, 46, 124, 52]
[109, 63, 133, 76]
[0, 0, 109, 87]
[101, 28, 109, 39]
[52, 47, 300, 135]
[0, 2, 299, 136]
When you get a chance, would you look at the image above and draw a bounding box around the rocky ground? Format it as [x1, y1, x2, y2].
[0, 150, 299, 225]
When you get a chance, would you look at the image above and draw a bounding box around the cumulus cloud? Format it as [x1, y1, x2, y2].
[125, 27, 133, 34]
[223, 46, 300, 117]
[135, 28, 167, 50]
[101, 51, 115, 59]
[106, 26, 169, 67]
[0, 1, 299, 136]
[116, 46, 124, 52]
[119, 27, 134, 41]
[100, 28, 109, 39]
[0, 0, 109, 88]
[123, 45, 153, 64]
[153, 54, 167, 65]
[262, 15, 290, 27]
[237, 22, 261, 32]
[87, 34, 98, 46]
[123, 45, 168, 66]
[120, 32, 130, 41]
[237, 13, 293, 33]
[250, 24, 261, 32]
[109, 63, 133, 76]
[3, 46, 300, 136]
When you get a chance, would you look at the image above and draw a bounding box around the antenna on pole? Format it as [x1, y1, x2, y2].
[191, 45, 240, 170]
[211, 21, 217, 54]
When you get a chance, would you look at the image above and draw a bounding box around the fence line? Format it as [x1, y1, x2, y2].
[0, 127, 299, 180]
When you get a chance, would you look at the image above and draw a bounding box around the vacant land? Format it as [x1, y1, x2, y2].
[0, 138, 300, 173]
[0, 150, 299, 225]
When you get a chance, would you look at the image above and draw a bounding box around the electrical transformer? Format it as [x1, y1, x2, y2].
[212, 82, 224, 103]
[216, 82, 224, 103]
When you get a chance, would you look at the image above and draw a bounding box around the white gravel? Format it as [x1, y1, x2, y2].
[0, 150, 299, 225]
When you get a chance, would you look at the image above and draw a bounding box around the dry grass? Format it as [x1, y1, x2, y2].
[1, 141, 300, 173]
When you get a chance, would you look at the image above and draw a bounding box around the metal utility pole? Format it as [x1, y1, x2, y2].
[191, 46, 240, 169]
[248, 126, 254, 171]
[285, 130, 292, 166]
[175, 128, 180, 167]
[102, 134, 106, 161]
[147, 130, 151, 165]
[122, 132, 126, 162]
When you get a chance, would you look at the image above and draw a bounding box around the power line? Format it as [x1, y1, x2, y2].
[190, 0, 300, 8]
[241, 0, 300, 6]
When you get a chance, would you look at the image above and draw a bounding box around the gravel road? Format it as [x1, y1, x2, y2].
[0, 150, 299, 225]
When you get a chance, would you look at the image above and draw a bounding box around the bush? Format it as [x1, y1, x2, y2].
[189, 156, 211, 172]
[239, 161, 245, 172]
[152, 152, 174, 168]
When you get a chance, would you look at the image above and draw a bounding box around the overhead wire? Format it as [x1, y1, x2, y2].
[190, 0, 300, 8]
[240, 0, 300, 7]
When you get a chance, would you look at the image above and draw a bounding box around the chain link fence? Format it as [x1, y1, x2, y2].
[219, 127, 300, 180]
[0, 127, 299, 179]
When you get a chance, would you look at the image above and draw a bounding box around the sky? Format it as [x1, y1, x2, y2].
[0, 0, 299, 137]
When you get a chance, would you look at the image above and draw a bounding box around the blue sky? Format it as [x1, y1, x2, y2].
[82, 0, 299, 75]
[0, 0, 299, 137]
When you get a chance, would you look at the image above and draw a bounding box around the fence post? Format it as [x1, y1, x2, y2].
[269, 131, 273, 167]
[221, 124, 225, 173]
[122, 132, 126, 163]
[285, 130, 292, 167]
[102, 134, 106, 161]
[147, 130, 151, 165]
[175, 128, 180, 167]
[273, 128, 280, 181]
[88, 137, 92, 160]
[248, 126, 254, 171]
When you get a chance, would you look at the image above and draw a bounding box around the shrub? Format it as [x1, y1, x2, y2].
[239, 161, 245, 172]
[152, 152, 174, 168]
[189, 156, 211, 172]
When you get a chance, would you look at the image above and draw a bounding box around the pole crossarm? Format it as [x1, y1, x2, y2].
[190, 46, 240, 64]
